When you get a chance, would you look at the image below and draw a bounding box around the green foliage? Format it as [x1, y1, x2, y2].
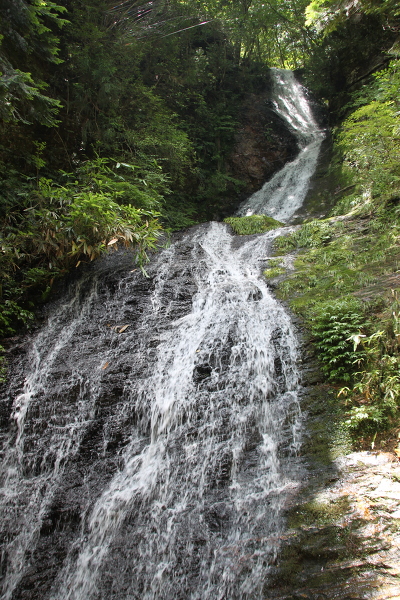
[264, 266, 286, 278]
[0, 0, 68, 125]
[0, 301, 34, 337]
[274, 201, 400, 439]
[310, 297, 365, 382]
[161, 196, 201, 231]
[340, 294, 400, 435]
[73, 156, 165, 211]
[301, 2, 396, 122]
[275, 219, 334, 253]
[275, 203, 400, 311]
[0, 69, 62, 126]
[0, 157, 162, 337]
[336, 60, 400, 197]
[263, 258, 286, 278]
[198, 0, 314, 68]
[305, 0, 400, 34]
[224, 215, 284, 235]
[15, 159, 161, 265]
[57, 7, 248, 224]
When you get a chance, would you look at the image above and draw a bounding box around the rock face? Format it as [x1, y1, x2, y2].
[267, 453, 400, 599]
[227, 92, 298, 205]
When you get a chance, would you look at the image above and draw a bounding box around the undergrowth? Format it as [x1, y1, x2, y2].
[273, 205, 400, 441]
[0, 157, 162, 337]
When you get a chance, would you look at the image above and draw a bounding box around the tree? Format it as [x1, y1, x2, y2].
[0, 0, 68, 125]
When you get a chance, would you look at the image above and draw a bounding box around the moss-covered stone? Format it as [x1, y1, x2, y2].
[288, 497, 350, 529]
[223, 214, 284, 235]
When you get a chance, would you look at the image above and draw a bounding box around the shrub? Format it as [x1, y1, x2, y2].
[311, 297, 365, 382]
[0, 300, 34, 336]
[341, 295, 400, 435]
[0, 157, 163, 337]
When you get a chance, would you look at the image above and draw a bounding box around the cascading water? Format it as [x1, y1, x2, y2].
[236, 68, 325, 222]
[0, 69, 323, 600]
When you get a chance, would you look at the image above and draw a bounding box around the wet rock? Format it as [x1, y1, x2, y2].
[266, 440, 400, 600]
[0, 224, 304, 600]
[228, 93, 298, 200]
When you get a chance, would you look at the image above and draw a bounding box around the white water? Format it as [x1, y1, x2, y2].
[47, 225, 302, 600]
[236, 68, 325, 222]
[0, 69, 324, 600]
[0, 279, 104, 600]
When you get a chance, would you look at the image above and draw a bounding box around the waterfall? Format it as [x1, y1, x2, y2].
[236, 68, 325, 222]
[0, 70, 323, 600]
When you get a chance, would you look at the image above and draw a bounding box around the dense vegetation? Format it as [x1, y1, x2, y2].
[1, 0, 399, 442]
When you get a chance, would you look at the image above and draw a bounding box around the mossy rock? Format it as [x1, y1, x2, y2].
[224, 214, 284, 235]
[264, 266, 286, 278]
[288, 497, 350, 529]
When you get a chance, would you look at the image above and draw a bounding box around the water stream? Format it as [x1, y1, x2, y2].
[0, 69, 323, 600]
[237, 68, 325, 222]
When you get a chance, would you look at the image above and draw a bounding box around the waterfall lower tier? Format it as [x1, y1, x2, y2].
[0, 223, 304, 600]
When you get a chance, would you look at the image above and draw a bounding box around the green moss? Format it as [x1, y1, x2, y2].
[305, 418, 346, 465]
[288, 497, 350, 529]
[269, 525, 363, 589]
[223, 214, 284, 235]
[300, 383, 352, 467]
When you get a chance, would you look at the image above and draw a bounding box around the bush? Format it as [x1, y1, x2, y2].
[341, 294, 400, 435]
[0, 157, 163, 337]
[311, 297, 365, 382]
[0, 300, 34, 336]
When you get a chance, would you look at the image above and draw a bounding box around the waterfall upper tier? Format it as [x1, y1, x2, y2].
[236, 69, 325, 223]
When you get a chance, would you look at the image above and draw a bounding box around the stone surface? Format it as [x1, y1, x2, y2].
[265, 423, 400, 600]
[227, 91, 298, 206]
